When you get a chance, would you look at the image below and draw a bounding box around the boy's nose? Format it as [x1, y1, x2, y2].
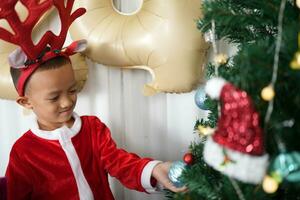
[60, 96, 73, 109]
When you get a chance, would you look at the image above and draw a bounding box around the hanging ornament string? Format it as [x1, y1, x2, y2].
[211, 20, 219, 77]
[209, 19, 224, 116]
[274, 119, 294, 153]
[209, 20, 246, 200]
[264, 0, 287, 125]
[229, 178, 246, 200]
[211, 20, 221, 116]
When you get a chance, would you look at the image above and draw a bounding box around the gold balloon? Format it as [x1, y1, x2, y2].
[0, 41, 18, 100]
[0, 2, 88, 100]
[70, 0, 210, 96]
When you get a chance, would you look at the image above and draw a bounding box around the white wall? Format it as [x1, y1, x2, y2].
[0, 0, 233, 200]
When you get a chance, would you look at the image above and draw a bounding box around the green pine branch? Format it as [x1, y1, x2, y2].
[166, 0, 300, 199]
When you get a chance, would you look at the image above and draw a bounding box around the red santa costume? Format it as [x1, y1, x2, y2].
[0, 177, 6, 200]
[6, 113, 160, 200]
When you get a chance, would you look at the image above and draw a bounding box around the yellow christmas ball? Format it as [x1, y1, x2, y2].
[296, 0, 300, 9]
[214, 53, 228, 65]
[262, 175, 279, 194]
[261, 85, 275, 101]
[197, 125, 215, 136]
[290, 51, 300, 70]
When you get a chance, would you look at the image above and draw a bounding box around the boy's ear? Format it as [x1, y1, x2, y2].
[16, 96, 33, 110]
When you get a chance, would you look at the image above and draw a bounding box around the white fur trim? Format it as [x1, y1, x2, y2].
[31, 112, 81, 140]
[30, 113, 94, 200]
[205, 77, 227, 99]
[203, 137, 269, 184]
[59, 131, 94, 200]
[141, 160, 163, 193]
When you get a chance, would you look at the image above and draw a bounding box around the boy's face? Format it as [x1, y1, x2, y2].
[18, 62, 78, 130]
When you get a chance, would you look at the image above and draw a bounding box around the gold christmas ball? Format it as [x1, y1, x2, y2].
[197, 125, 215, 136]
[214, 53, 228, 65]
[261, 85, 275, 101]
[296, 0, 300, 9]
[290, 51, 300, 70]
[262, 175, 279, 194]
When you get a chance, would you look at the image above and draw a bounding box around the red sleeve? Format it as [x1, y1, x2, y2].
[93, 117, 152, 192]
[5, 148, 33, 200]
[0, 177, 7, 200]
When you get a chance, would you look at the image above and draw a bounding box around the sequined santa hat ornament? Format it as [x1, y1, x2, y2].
[0, 0, 87, 96]
[203, 77, 269, 184]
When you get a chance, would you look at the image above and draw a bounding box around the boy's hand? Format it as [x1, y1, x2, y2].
[151, 162, 187, 193]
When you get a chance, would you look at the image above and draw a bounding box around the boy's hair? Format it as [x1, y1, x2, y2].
[10, 56, 70, 94]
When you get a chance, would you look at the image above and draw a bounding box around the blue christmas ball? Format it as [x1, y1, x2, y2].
[194, 86, 208, 110]
[270, 152, 300, 183]
[168, 161, 187, 188]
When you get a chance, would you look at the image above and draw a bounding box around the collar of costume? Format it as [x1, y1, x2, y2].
[0, 0, 87, 96]
[30, 112, 82, 141]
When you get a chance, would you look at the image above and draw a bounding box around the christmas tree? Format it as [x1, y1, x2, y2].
[167, 0, 300, 200]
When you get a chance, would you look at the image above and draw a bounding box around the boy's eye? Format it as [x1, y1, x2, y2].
[48, 96, 59, 101]
[69, 89, 77, 94]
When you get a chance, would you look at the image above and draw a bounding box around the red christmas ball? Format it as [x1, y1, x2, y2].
[183, 153, 194, 165]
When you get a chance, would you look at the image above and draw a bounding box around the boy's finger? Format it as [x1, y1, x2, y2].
[175, 186, 188, 192]
[171, 185, 188, 193]
[163, 180, 188, 193]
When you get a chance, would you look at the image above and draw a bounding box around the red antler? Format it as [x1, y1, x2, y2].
[0, 0, 86, 60]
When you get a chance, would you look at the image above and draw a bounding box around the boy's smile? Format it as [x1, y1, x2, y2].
[17, 62, 78, 131]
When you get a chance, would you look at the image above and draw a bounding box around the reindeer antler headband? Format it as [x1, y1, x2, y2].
[0, 0, 87, 96]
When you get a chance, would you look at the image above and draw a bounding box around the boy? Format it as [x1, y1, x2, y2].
[2, 1, 186, 199]
[6, 54, 186, 199]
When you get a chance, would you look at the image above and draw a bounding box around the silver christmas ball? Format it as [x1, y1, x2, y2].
[194, 86, 208, 110]
[168, 161, 187, 188]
